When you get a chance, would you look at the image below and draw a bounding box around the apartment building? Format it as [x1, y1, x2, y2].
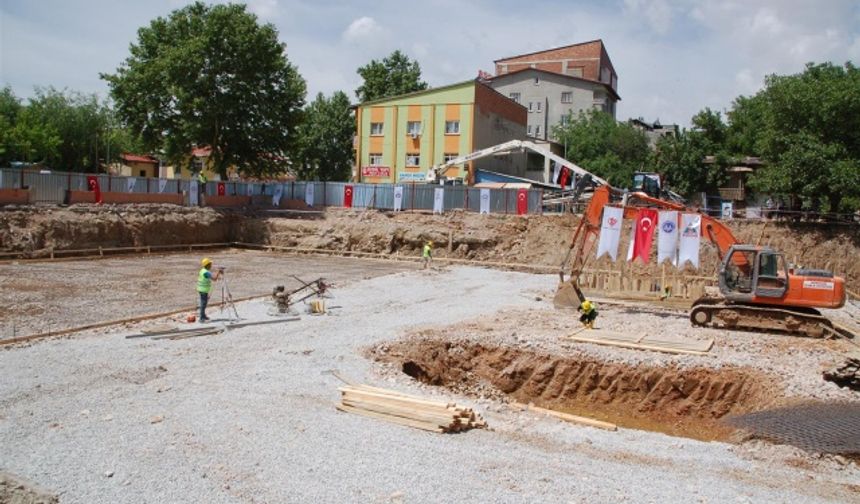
[488, 39, 621, 141]
[354, 80, 528, 183]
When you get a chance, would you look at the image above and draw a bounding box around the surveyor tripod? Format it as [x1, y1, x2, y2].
[219, 268, 240, 321]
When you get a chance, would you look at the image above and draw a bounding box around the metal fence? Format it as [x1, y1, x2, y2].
[0, 169, 544, 214]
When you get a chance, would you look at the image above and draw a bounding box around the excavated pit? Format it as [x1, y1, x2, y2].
[371, 338, 772, 442]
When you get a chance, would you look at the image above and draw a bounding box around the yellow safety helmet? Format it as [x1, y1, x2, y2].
[427, 241, 433, 246]
[201, 257, 213, 267]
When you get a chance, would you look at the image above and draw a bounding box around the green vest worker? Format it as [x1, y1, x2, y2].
[422, 241, 433, 269]
[198, 172, 208, 195]
[578, 299, 598, 329]
[197, 257, 222, 322]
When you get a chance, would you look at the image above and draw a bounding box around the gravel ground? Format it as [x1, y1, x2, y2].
[1, 266, 858, 503]
[0, 250, 415, 338]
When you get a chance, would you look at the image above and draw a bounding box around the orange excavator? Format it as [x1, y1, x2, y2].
[554, 185, 852, 338]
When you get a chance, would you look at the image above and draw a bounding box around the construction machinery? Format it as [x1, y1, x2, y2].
[554, 184, 852, 338]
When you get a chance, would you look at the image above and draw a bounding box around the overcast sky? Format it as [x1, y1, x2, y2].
[2, 0, 858, 127]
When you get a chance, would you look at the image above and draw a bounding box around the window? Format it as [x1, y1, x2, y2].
[535, 125, 542, 137]
[406, 153, 420, 166]
[533, 76, 540, 85]
[528, 102, 534, 112]
[369, 153, 383, 165]
[509, 92, 521, 103]
[535, 101, 542, 112]
[370, 122, 384, 136]
[444, 153, 458, 163]
[406, 121, 422, 136]
[445, 120, 460, 134]
[527, 125, 533, 136]
[561, 92, 572, 103]
[567, 67, 583, 78]
[560, 113, 570, 126]
[139, 170, 146, 177]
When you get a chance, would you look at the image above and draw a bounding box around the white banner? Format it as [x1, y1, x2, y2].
[678, 213, 702, 268]
[551, 162, 561, 185]
[126, 177, 136, 192]
[596, 206, 623, 261]
[657, 211, 679, 266]
[273, 185, 283, 207]
[433, 187, 444, 214]
[304, 183, 314, 207]
[189, 180, 198, 206]
[158, 178, 167, 193]
[393, 185, 403, 212]
[479, 189, 491, 214]
[721, 201, 733, 220]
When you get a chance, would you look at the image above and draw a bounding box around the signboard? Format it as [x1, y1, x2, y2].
[361, 165, 391, 178]
[803, 280, 834, 290]
[721, 201, 733, 220]
[398, 172, 426, 182]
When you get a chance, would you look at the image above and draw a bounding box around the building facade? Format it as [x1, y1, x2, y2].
[354, 80, 527, 184]
[629, 118, 679, 149]
[489, 39, 620, 142]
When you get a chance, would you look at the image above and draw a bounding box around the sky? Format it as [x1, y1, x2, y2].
[1, 0, 858, 127]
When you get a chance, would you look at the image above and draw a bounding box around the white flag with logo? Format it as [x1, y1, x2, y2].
[721, 201, 733, 220]
[304, 183, 314, 207]
[678, 213, 702, 268]
[551, 161, 561, 185]
[657, 211, 679, 265]
[596, 206, 623, 261]
[189, 180, 198, 205]
[158, 178, 167, 193]
[273, 184, 283, 207]
[126, 177, 136, 192]
[479, 189, 491, 214]
[393, 185, 403, 212]
[433, 187, 444, 214]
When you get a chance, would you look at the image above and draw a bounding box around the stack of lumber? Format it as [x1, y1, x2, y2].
[566, 328, 713, 355]
[337, 384, 487, 433]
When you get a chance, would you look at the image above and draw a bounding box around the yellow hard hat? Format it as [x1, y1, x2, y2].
[201, 257, 213, 267]
[427, 241, 433, 246]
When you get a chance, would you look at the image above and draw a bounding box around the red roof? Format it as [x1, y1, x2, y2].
[120, 153, 158, 164]
[192, 146, 212, 157]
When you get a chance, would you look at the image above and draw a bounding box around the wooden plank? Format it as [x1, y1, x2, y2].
[340, 393, 454, 417]
[336, 404, 444, 433]
[341, 398, 455, 426]
[339, 387, 454, 409]
[568, 335, 711, 356]
[514, 403, 617, 431]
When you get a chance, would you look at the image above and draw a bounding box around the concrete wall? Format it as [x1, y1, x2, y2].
[472, 83, 528, 177]
[488, 69, 609, 141]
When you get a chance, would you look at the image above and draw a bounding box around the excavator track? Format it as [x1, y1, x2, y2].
[690, 300, 856, 339]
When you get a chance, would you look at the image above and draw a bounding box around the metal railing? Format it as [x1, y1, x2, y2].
[0, 169, 545, 214]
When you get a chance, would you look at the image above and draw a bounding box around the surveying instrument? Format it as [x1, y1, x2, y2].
[217, 266, 240, 321]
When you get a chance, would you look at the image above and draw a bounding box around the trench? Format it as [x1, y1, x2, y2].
[370, 339, 773, 442]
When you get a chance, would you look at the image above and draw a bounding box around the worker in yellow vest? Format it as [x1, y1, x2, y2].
[578, 299, 598, 329]
[422, 240, 433, 270]
[197, 257, 222, 322]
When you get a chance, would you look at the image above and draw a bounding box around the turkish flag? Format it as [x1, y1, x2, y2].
[344, 184, 354, 208]
[632, 208, 658, 263]
[86, 175, 102, 204]
[516, 189, 528, 215]
[217, 182, 226, 196]
[558, 167, 570, 188]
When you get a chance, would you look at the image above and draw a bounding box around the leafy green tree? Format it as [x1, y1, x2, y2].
[355, 50, 428, 102]
[0, 86, 23, 165]
[102, 1, 307, 177]
[295, 91, 354, 181]
[553, 109, 649, 187]
[744, 62, 860, 211]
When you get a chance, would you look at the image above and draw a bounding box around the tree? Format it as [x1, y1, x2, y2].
[744, 62, 860, 212]
[102, 1, 306, 178]
[295, 91, 354, 181]
[355, 50, 428, 102]
[552, 109, 649, 187]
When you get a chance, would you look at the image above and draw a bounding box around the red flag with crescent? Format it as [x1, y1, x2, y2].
[632, 208, 658, 263]
[344, 184, 353, 208]
[516, 189, 528, 215]
[217, 182, 226, 196]
[86, 175, 102, 204]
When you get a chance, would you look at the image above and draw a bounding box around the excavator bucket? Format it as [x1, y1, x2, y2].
[553, 281, 585, 309]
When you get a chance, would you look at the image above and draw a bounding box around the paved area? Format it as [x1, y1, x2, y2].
[0, 249, 416, 339]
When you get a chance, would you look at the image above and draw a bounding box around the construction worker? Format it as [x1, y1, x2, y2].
[197, 171, 208, 195]
[577, 298, 598, 329]
[197, 257, 222, 322]
[422, 240, 433, 269]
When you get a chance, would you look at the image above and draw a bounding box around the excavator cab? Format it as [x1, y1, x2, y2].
[719, 246, 788, 302]
[632, 172, 662, 198]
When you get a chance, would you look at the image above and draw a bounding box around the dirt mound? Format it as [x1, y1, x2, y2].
[371, 338, 773, 441]
[0, 472, 58, 504]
